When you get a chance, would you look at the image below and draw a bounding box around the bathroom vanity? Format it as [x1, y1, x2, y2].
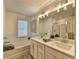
[30, 37, 75, 59]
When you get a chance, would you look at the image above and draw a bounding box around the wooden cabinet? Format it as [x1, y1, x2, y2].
[45, 46, 73, 59]
[45, 52, 56, 59]
[30, 40, 74, 59]
[45, 46, 58, 59]
[30, 41, 34, 57]
[30, 40, 37, 59]
[30, 40, 44, 59]
[38, 51, 44, 59]
[34, 41, 38, 59]
[38, 43, 44, 59]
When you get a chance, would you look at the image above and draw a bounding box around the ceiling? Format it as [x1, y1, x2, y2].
[4, 0, 55, 16]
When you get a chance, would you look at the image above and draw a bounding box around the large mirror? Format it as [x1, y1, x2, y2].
[52, 16, 75, 39]
[38, 16, 75, 40]
[52, 20, 67, 38]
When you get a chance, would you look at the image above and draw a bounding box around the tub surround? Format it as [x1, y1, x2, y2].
[3, 37, 31, 59]
[4, 37, 31, 49]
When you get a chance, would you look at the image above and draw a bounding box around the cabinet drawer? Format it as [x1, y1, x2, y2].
[45, 46, 59, 55]
[30, 40, 38, 59]
[46, 52, 56, 59]
[45, 46, 73, 59]
[59, 54, 74, 59]
[38, 51, 44, 59]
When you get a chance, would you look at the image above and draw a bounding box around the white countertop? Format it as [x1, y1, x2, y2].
[31, 37, 75, 57]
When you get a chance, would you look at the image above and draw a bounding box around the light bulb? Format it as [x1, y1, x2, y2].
[64, 6, 67, 10]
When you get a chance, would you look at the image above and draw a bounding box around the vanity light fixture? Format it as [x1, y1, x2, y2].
[38, 11, 50, 19]
[38, 15, 42, 19]
[72, 3, 75, 7]
[56, 5, 61, 13]
[38, 13, 45, 19]
[64, 6, 67, 10]
[45, 13, 48, 16]
[57, 9, 60, 13]
[41, 15, 45, 18]
[72, 0, 75, 7]
[45, 11, 49, 16]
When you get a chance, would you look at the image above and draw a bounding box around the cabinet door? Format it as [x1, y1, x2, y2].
[38, 51, 44, 59]
[45, 46, 73, 59]
[58, 54, 74, 59]
[46, 52, 56, 59]
[38, 43, 44, 59]
[30, 42, 34, 56]
[34, 42, 37, 59]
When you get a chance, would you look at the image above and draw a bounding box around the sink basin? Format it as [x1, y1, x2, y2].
[51, 41, 72, 50]
[54, 37, 74, 44]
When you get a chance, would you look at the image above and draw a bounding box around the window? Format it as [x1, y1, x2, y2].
[18, 20, 28, 37]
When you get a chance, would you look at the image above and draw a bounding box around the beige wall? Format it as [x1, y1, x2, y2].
[4, 10, 30, 38]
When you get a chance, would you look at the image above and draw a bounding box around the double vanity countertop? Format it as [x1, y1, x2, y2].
[31, 37, 75, 58]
